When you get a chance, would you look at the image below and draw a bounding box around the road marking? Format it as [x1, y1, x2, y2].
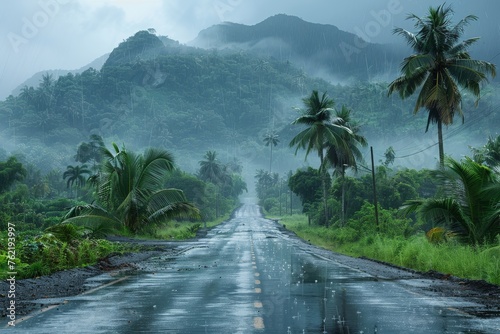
[80, 276, 130, 296]
[253, 316, 265, 329]
[7, 276, 130, 327]
[251, 238, 264, 330]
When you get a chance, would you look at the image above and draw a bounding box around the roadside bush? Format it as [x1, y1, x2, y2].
[23, 260, 51, 278]
[10, 231, 130, 279]
[346, 202, 419, 238]
[45, 223, 84, 243]
[333, 227, 359, 245]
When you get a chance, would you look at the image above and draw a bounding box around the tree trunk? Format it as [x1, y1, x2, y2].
[341, 166, 346, 226]
[320, 150, 329, 227]
[437, 120, 445, 168]
[269, 144, 273, 173]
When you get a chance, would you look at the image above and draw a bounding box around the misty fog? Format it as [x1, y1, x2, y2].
[1, 0, 499, 197]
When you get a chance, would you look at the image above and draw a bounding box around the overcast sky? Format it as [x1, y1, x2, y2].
[1, 0, 499, 99]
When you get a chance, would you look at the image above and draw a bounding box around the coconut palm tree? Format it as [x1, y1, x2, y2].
[324, 105, 367, 172]
[388, 4, 496, 166]
[63, 144, 199, 233]
[63, 164, 90, 199]
[289, 90, 351, 226]
[263, 132, 280, 172]
[324, 105, 368, 225]
[401, 157, 500, 245]
[471, 135, 500, 168]
[198, 151, 223, 185]
[198, 151, 225, 217]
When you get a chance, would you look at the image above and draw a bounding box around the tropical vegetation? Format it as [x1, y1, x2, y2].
[62, 144, 200, 233]
[0, 5, 499, 284]
[388, 4, 496, 166]
[289, 90, 352, 226]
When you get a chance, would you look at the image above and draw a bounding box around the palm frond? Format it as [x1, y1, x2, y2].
[148, 201, 201, 224]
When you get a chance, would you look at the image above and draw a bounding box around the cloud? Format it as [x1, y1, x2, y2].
[0, 0, 498, 99]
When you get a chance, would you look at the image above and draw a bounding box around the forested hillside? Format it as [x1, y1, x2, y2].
[1, 22, 499, 174]
[191, 14, 405, 82]
[1, 11, 500, 288]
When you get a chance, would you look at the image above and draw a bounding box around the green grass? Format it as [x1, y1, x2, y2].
[280, 214, 500, 286]
[0, 236, 136, 280]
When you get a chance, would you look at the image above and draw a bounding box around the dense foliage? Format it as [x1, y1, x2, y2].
[1, 29, 498, 173]
[1, 8, 499, 281]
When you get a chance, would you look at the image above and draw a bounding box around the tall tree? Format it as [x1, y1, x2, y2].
[64, 144, 199, 233]
[198, 151, 225, 218]
[289, 90, 351, 226]
[198, 151, 223, 185]
[63, 164, 90, 199]
[0, 156, 26, 193]
[324, 105, 367, 172]
[263, 132, 280, 172]
[75, 134, 105, 166]
[388, 4, 496, 166]
[325, 106, 367, 225]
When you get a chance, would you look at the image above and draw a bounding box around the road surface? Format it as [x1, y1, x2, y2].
[4, 204, 500, 333]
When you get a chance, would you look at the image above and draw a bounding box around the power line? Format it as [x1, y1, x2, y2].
[390, 101, 499, 160]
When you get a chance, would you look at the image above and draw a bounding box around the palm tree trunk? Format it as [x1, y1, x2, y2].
[437, 120, 444, 168]
[320, 150, 329, 227]
[269, 145, 273, 173]
[341, 166, 346, 226]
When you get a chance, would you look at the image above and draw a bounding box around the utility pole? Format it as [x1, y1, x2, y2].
[341, 163, 348, 226]
[279, 178, 282, 216]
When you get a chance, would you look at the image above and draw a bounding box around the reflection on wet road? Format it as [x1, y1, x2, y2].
[5, 204, 500, 333]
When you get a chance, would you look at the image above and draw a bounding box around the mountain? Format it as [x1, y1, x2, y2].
[9, 54, 109, 98]
[190, 14, 405, 82]
[1, 22, 497, 173]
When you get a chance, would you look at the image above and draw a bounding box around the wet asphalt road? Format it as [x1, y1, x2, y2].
[4, 204, 500, 333]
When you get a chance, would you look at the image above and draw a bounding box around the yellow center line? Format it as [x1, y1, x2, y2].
[254, 317, 265, 329]
[8, 276, 130, 327]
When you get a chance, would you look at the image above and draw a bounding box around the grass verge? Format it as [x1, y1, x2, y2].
[278, 214, 500, 286]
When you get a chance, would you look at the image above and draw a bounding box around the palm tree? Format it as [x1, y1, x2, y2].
[198, 151, 223, 185]
[401, 157, 500, 245]
[63, 144, 199, 233]
[471, 135, 500, 168]
[324, 105, 368, 225]
[289, 90, 351, 226]
[198, 151, 225, 217]
[388, 4, 496, 166]
[63, 164, 90, 199]
[325, 105, 367, 172]
[263, 132, 280, 172]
